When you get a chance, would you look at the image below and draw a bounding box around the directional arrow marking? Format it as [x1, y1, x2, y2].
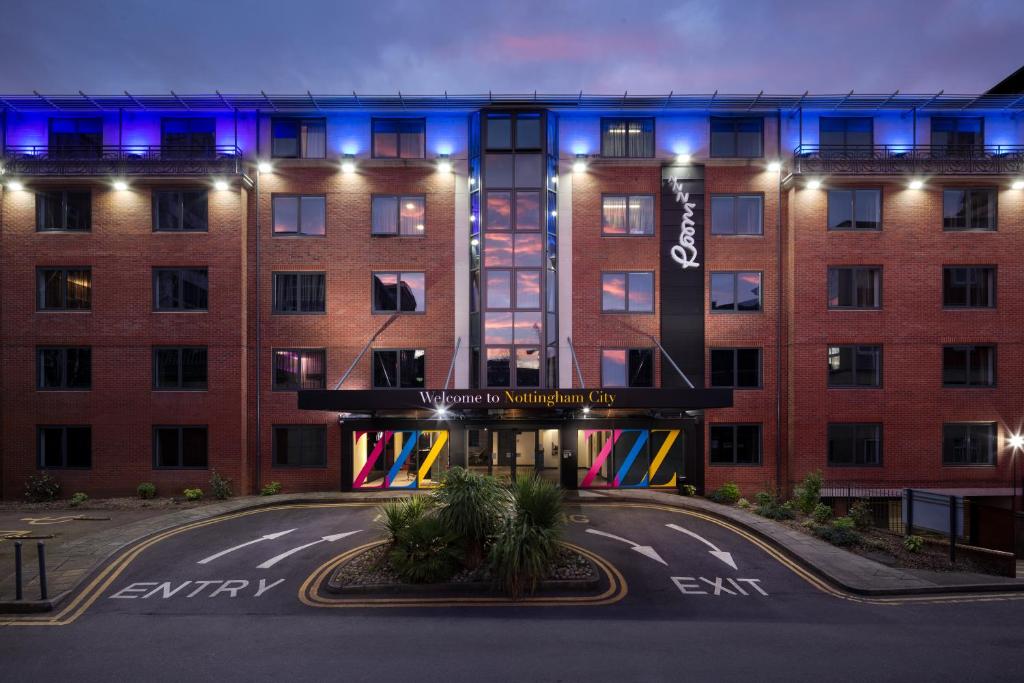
[256, 531, 362, 569]
[665, 524, 738, 570]
[585, 528, 667, 565]
[197, 529, 298, 565]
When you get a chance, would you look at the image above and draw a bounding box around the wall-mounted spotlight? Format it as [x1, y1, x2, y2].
[676, 153, 692, 165]
[908, 179, 924, 190]
[113, 180, 129, 191]
[572, 154, 588, 173]
[437, 153, 452, 174]
[582, 406, 591, 415]
[214, 179, 229, 191]
[767, 160, 782, 173]
[470, 237, 479, 246]
[257, 161, 273, 174]
[806, 179, 822, 190]
[1012, 179, 1024, 190]
[1009, 432, 1024, 451]
[341, 154, 356, 174]
[6, 180, 23, 191]
[435, 405, 450, 419]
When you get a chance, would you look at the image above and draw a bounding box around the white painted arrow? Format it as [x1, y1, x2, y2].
[197, 529, 298, 565]
[256, 531, 362, 569]
[585, 528, 667, 565]
[665, 523, 738, 570]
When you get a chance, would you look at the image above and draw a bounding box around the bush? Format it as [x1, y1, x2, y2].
[754, 491, 774, 508]
[260, 481, 283, 496]
[708, 482, 741, 505]
[24, 472, 61, 503]
[489, 476, 564, 599]
[903, 535, 924, 553]
[137, 482, 157, 500]
[378, 496, 432, 545]
[388, 514, 462, 584]
[434, 467, 508, 567]
[183, 488, 203, 501]
[849, 500, 874, 530]
[811, 502, 833, 525]
[679, 484, 697, 497]
[754, 491, 795, 521]
[736, 498, 751, 509]
[69, 492, 89, 507]
[210, 471, 233, 500]
[815, 516, 860, 546]
[792, 470, 822, 514]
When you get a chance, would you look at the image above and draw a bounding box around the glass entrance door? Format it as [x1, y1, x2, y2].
[464, 427, 560, 482]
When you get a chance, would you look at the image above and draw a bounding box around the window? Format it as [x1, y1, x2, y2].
[486, 114, 512, 150]
[272, 195, 326, 236]
[273, 349, 326, 390]
[273, 426, 327, 467]
[943, 189, 996, 231]
[48, 118, 102, 158]
[943, 266, 995, 308]
[828, 267, 880, 309]
[943, 423, 996, 466]
[827, 189, 881, 231]
[710, 272, 762, 312]
[38, 426, 91, 468]
[601, 272, 654, 313]
[828, 345, 881, 387]
[37, 268, 91, 311]
[819, 117, 873, 151]
[272, 272, 326, 313]
[371, 196, 425, 235]
[828, 424, 882, 466]
[943, 345, 995, 387]
[709, 425, 761, 465]
[372, 118, 425, 159]
[372, 349, 425, 388]
[602, 195, 654, 235]
[36, 191, 91, 231]
[710, 117, 763, 158]
[154, 268, 208, 311]
[710, 195, 763, 235]
[931, 117, 984, 155]
[154, 347, 207, 390]
[515, 113, 542, 150]
[710, 349, 761, 388]
[38, 347, 91, 390]
[271, 118, 326, 159]
[601, 118, 654, 158]
[601, 349, 654, 387]
[153, 426, 208, 468]
[161, 118, 215, 158]
[153, 190, 208, 231]
[372, 272, 425, 313]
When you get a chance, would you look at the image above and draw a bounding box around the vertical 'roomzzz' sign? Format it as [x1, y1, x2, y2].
[666, 176, 699, 269]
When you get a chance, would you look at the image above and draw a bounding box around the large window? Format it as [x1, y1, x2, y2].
[371, 196, 425, 236]
[710, 195, 762, 235]
[710, 117, 763, 158]
[828, 424, 882, 466]
[943, 189, 996, 231]
[943, 266, 995, 308]
[828, 267, 880, 309]
[601, 272, 654, 313]
[153, 190, 208, 231]
[37, 268, 91, 311]
[372, 119, 425, 159]
[154, 426, 208, 468]
[710, 348, 761, 388]
[828, 345, 881, 387]
[372, 272, 425, 313]
[38, 426, 91, 469]
[601, 349, 654, 388]
[602, 195, 654, 235]
[273, 349, 326, 390]
[154, 268, 208, 311]
[943, 345, 995, 387]
[372, 349, 425, 388]
[36, 191, 91, 231]
[827, 189, 881, 231]
[161, 118, 215, 158]
[710, 272, 762, 312]
[601, 118, 654, 158]
[48, 118, 102, 158]
[273, 426, 327, 467]
[943, 423, 996, 466]
[38, 347, 91, 390]
[154, 347, 207, 390]
[272, 272, 326, 313]
[272, 195, 326, 236]
[271, 118, 326, 159]
[931, 117, 984, 155]
[709, 424, 761, 465]
[819, 117, 873, 151]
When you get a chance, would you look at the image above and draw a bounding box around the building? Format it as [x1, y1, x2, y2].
[1, 82, 1023, 504]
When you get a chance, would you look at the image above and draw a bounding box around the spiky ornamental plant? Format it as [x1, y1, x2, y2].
[433, 467, 510, 567]
[489, 475, 564, 599]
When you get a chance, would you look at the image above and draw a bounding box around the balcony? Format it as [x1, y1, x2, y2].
[1, 144, 247, 178]
[789, 144, 1024, 177]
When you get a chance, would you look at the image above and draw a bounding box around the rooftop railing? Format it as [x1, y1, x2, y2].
[790, 144, 1024, 177]
[1, 144, 246, 177]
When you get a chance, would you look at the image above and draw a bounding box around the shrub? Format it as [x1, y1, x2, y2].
[434, 467, 508, 567]
[183, 488, 203, 501]
[849, 499, 874, 530]
[260, 481, 283, 496]
[708, 482, 741, 505]
[754, 491, 795, 521]
[792, 470, 822, 514]
[378, 496, 433, 546]
[815, 516, 860, 546]
[737, 498, 751, 509]
[679, 484, 697, 497]
[811, 502, 833, 525]
[69, 492, 89, 507]
[388, 514, 462, 584]
[753, 491, 774, 508]
[210, 470, 233, 500]
[24, 472, 61, 503]
[137, 482, 157, 499]
[489, 476, 564, 599]
[903, 535, 924, 553]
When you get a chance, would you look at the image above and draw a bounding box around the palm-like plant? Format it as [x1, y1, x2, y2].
[377, 496, 431, 546]
[433, 467, 509, 566]
[489, 475, 564, 598]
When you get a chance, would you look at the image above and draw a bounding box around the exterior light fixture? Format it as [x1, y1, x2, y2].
[0, 165, 5, 175]
[470, 237, 479, 246]
[1012, 179, 1024, 190]
[469, 214, 476, 223]
[416, 224, 424, 231]
[572, 154, 588, 173]
[7, 180, 23, 191]
[767, 160, 782, 173]
[806, 179, 822, 190]
[341, 154, 356, 174]
[214, 179, 229, 191]
[908, 179, 924, 190]
[582, 406, 591, 415]
[257, 161, 272, 174]
[437, 154, 452, 174]
[435, 406, 450, 419]
[676, 153, 692, 165]
[550, 210, 557, 218]
[1010, 433, 1024, 451]
[113, 180, 129, 191]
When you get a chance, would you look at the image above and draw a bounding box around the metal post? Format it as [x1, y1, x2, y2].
[37, 542, 48, 600]
[444, 337, 462, 389]
[14, 541, 23, 601]
[566, 337, 585, 388]
[949, 496, 957, 564]
[906, 489, 914, 536]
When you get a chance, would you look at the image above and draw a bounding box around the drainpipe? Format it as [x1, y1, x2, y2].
[254, 109, 262, 494]
[775, 109, 784, 496]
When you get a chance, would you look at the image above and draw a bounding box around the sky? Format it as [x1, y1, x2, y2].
[0, 0, 1022, 95]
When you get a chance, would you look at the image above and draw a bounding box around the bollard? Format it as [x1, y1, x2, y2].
[14, 541, 23, 601]
[37, 541, 48, 601]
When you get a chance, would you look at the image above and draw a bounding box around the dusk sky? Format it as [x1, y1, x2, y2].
[1, 0, 1022, 95]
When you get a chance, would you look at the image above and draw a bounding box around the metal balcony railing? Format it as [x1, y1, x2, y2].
[1, 144, 246, 177]
[790, 144, 1024, 176]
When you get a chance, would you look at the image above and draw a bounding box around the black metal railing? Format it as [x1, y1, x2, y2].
[790, 144, 1024, 176]
[1, 144, 246, 176]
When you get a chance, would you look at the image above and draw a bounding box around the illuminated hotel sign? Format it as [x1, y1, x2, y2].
[666, 176, 700, 269]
